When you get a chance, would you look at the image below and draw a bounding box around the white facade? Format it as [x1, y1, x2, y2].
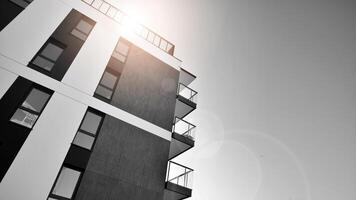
[0, 0, 185, 199]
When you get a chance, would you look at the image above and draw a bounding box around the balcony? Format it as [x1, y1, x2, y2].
[174, 68, 197, 119]
[164, 161, 193, 200]
[169, 117, 195, 159]
[175, 83, 197, 119]
[82, 0, 175, 55]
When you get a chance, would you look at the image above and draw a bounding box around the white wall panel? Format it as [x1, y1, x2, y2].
[0, 92, 87, 200]
[62, 23, 119, 95]
[0, 68, 17, 99]
[0, 0, 70, 65]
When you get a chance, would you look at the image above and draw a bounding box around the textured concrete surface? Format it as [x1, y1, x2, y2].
[111, 41, 179, 131]
[75, 115, 170, 200]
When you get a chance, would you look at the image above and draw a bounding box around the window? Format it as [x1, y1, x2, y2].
[112, 40, 130, 63]
[94, 39, 128, 102]
[9, 0, 33, 8]
[49, 166, 82, 199]
[94, 71, 119, 100]
[31, 39, 65, 72]
[10, 87, 51, 128]
[72, 110, 103, 150]
[71, 19, 94, 41]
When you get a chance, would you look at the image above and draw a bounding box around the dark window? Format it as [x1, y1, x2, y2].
[93, 39, 130, 102]
[71, 19, 94, 41]
[112, 40, 130, 63]
[9, 87, 51, 128]
[72, 109, 103, 150]
[30, 39, 65, 72]
[0, 77, 53, 182]
[49, 166, 82, 199]
[0, 0, 34, 31]
[9, 0, 33, 8]
[27, 10, 95, 81]
[94, 70, 119, 100]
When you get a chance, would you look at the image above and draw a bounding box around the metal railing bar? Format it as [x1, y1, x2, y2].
[168, 161, 194, 171]
[178, 83, 198, 96]
[81, 0, 175, 55]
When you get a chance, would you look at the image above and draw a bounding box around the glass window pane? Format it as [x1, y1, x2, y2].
[112, 52, 126, 63]
[76, 20, 93, 34]
[71, 29, 87, 41]
[167, 43, 173, 52]
[22, 88, 50, 112]
[10, 109, 38, 128]
[160, 39, 168, 50]
[73, 131, 95, 150]
[9, 0, 29, 8]
[107, 62, 123, 74]
[32, 56, 55, 71]
[154, 36, 160, 46]
[116, 42, 129, 56]
[100, 71, 117, 89]
[107, 7, 117, 18]
[147, 32, 155, 43]
[92, 0, 103, 9]
[41, 43, 63, 61]
[80, 111, 102, 134]
[52, 167, 81, 198]
[95, 85, 113, 99]
[99, 2, 110, 13]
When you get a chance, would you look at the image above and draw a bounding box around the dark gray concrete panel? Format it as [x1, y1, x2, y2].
[111, 41, 179, 131]
[0, 0, 25, 31]
[75, 115, 170, 200]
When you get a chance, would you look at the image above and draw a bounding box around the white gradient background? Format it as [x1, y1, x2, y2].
[117, 0, 356, 199]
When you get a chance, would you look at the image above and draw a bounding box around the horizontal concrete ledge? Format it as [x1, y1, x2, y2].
[165, 181, 192, 198]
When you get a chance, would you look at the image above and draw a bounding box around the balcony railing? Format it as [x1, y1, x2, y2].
[166, 161, 194, 189]
[177, 83, 197, 104]
[82, 0, 175, 55]
[172, 117, 196, 141]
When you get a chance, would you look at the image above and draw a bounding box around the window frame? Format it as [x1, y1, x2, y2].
[9, 0, 33, 9]
[9, 84, 53, 129]
[112, 40, 131, 64]
[28, 38, 66, 74]
[71, 108, 105, 151]
[94, 67, 121, 103]
[70, 18, 94, 41]
[48, 165, 83, 200]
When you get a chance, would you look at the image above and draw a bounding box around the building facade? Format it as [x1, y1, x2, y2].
[0, 0, 197, 199]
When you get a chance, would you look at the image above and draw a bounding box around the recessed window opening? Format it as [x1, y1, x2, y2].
[112, 40, 130, 63]
[10, 87, 51, 128]
[49, 166, 82, 199]
[72, 110, 103, 150]
[9, 0, 33, 8]
[31, 39, 65, 72]
[71, 19, 94, 41]
[94, 69, 120, 101]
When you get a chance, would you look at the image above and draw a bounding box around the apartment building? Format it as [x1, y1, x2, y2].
[0, 0, 197, 199]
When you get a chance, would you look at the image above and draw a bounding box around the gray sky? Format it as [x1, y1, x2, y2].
[117, 0, 356, 199]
